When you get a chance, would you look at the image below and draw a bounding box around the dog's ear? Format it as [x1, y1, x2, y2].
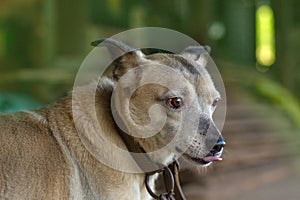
[91, 38, 135, 59]
[181, 45, 211, 68]
[91, 38, 146, 80]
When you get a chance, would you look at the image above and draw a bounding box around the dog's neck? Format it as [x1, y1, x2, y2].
[42, 79, 156, 199]
[41, 78, 181, 199]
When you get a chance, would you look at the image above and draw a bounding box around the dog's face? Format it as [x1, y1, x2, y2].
[99, 39, 225, 167]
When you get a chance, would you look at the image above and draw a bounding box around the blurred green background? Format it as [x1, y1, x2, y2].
[1, 0, 300, 116]
[0, 0, 300, 199]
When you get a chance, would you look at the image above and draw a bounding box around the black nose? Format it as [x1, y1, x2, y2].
[211, 137, 225, 154]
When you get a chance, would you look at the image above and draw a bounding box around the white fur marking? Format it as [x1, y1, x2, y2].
[23, 111, 48, 125]
[50, 127, 85, 200]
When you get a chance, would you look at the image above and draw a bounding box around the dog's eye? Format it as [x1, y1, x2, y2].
[166, 97, 183, 109]
[212, 98, 220, 107]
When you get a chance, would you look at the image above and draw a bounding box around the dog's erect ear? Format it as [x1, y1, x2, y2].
[181, 45, 211, 68]
[91, 38, 146, 80]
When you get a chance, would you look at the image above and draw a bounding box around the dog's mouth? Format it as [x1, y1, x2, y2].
[187, 139, 225, 166]
[190, 148, 223, 166]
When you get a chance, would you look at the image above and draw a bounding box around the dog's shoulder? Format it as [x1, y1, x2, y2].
[0, 110, 71, 199]
[0, 111, 68, 166]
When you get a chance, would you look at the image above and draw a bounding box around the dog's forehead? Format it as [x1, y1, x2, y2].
[146, 53, 220, 99]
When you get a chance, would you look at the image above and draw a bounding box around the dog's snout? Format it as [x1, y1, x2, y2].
[212, 137, 225, 154]
[198, 116, 210, 135]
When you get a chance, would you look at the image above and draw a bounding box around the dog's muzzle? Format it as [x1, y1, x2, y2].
[203, 137, 225, 162]
[191, 136, 225, 165]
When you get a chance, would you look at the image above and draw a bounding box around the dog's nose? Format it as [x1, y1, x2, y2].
[211, 137, 225, 154]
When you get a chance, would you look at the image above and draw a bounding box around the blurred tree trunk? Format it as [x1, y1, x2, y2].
[43, 0, 56, 68]
[183, 0, 214, 43]
[43, 0, 88, 66]
[272, 0, 297, 92]
[219, 0, 255, 65]
[55, 0, 87, 57]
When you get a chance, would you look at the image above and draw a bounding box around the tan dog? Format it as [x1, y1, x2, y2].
[0, 39, 225, 200]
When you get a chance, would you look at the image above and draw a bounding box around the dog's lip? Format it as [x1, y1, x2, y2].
[189, 147, 224, 165]
[190, 155, 222, 165]
[203, 156, 222, 162]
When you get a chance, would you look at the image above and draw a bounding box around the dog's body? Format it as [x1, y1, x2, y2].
[0, 83, 154, 200]
[0, 39, 224, 200]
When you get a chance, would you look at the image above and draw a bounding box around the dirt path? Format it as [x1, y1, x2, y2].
[231, 172, 300, 200]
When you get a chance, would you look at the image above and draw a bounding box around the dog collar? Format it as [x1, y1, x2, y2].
[145, 160, 186, 200]
[115, 126, 186, 200]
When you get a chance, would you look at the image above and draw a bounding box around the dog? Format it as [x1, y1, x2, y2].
[0, 39, 225, 200]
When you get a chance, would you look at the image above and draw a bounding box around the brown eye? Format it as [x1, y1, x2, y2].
[212, 98, 220, 107]
[167, 97, 183, 109]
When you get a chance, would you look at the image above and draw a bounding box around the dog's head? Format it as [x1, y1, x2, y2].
[93, 39, 225, 167]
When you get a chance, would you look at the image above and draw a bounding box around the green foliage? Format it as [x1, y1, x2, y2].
[255, 78, 300, 128]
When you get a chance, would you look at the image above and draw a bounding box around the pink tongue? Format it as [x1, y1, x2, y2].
[203, 156, 222, 162]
